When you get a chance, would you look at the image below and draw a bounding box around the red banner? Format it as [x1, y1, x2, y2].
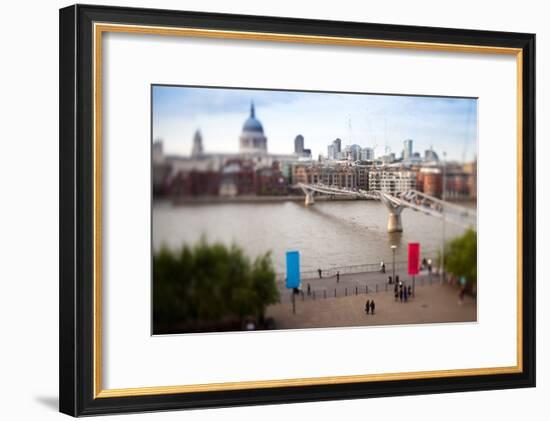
[408, 243, 420, 275]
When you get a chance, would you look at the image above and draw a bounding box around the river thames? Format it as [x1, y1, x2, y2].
[153, 199, 471, 274]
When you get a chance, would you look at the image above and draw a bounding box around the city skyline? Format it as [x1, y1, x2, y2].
[152, 85, 478, 162]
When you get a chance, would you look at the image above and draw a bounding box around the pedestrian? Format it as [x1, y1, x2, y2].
[399, 289, 403, 302]
[380, 261, 385, 273]
[388, 275, 392, 284]
[396, 275, 400, 284]
[318, 268, 322, 279]
[365, 299, 370, 314]
[370, 300, 375, 315]
[404, 287, 408, 302]
[408, 285, 412, 297]
[458, 286, 465, 304]
[336, 271, 340, 283]
[307, 283, 311, 296]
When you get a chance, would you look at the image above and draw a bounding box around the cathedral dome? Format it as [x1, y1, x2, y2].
[239, 102, 268, 154]
[242, 102, 264, 133]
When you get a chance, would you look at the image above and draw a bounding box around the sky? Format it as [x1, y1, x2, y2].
[152, 85, 478, 162]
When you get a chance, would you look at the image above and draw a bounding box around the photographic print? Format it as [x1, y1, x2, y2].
[152, 85, 478, 335]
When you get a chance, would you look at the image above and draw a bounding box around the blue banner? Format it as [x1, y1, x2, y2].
[286, 251, 301, 289]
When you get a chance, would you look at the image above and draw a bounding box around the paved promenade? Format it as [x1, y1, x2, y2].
[267, 274, 476, 329]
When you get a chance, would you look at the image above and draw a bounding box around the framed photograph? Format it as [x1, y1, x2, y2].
[59, 4, 535, 417]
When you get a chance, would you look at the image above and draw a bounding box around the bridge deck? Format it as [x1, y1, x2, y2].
[297, 182, 476, 228]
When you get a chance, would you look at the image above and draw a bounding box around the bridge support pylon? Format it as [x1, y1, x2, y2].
[305, 191, 315, 206]
[387, 210, 403, 233]
[379, 193, 404, 233]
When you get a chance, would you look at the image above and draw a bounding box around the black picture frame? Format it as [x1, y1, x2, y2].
[59, 4, 535, 417]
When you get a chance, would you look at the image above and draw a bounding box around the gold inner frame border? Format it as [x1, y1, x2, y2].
[92, 22, 524, 399]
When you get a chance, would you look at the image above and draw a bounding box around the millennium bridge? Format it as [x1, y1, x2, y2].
[296, 182, 477, 233]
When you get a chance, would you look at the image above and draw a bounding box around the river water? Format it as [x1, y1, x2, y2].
[153, 199, 470, 274]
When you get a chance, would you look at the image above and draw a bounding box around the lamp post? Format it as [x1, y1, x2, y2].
[391, 245, 397, 284]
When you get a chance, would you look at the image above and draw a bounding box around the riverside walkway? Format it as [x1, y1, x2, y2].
[276, 265, 437, 301]
[267, 273, 476, 329]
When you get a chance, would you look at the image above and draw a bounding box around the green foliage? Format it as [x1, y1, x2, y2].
[251, 252, 280, 321]
[443, 228, 477, 288]
[153, 240, 279, 330]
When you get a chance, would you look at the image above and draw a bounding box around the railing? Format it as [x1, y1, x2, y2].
[275, 257, 437, 282]
[279, 272, 441, 304]
[396, 190, 477, 227]
[296, 182, 378, 199]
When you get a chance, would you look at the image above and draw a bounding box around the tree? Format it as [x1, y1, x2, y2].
[250, 252, 279, 323]
[153, 240, 279, 332]
[153, 246, 194, 326]
[443, 228, 477, 292]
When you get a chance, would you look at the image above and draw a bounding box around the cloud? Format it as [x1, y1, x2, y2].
[153, 85, 300, 118]
[152, 86, 477, 162]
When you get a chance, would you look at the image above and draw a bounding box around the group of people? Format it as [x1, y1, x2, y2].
[394, 280, 413, 302]
[421, 257, 433, 274]
[365, 299, 376, 315]
[387, 274, 398, 284]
